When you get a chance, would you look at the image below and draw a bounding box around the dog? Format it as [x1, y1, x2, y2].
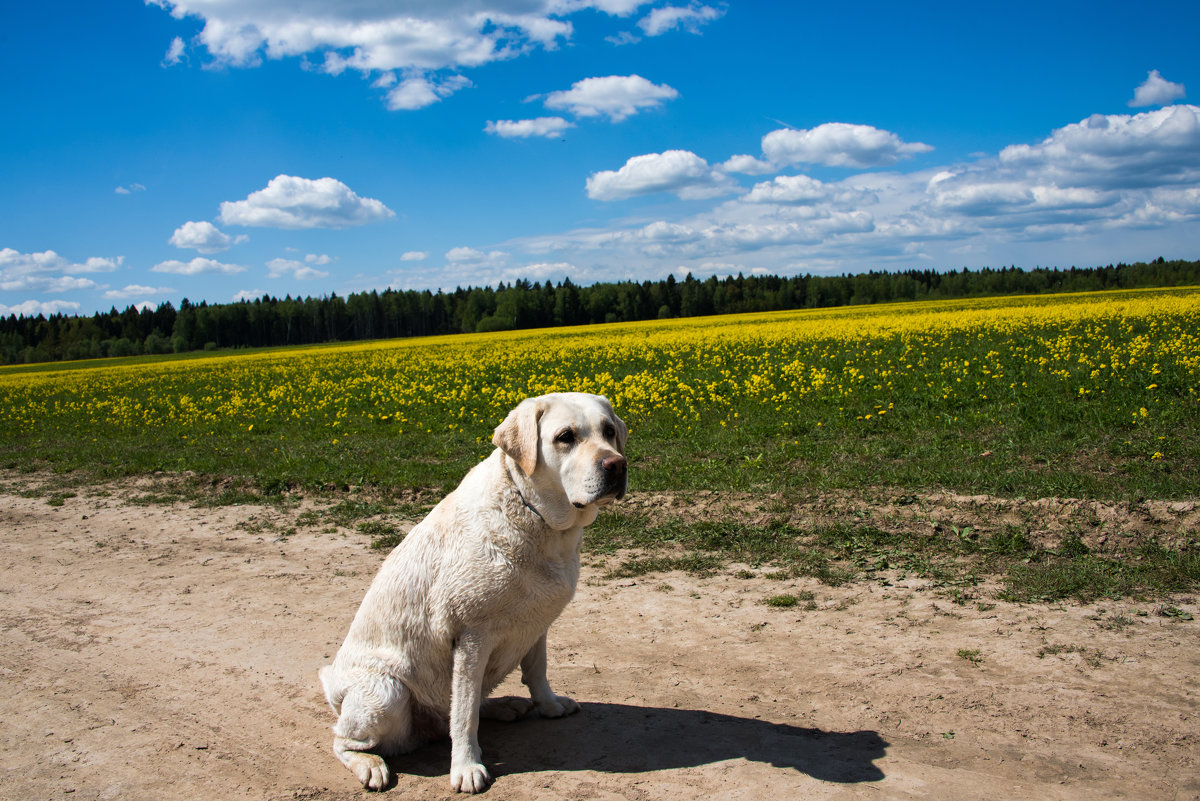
[319, 392, 628, 793]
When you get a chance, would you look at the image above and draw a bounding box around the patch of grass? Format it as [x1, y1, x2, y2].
[1037, 642, 1105, 667]
[46, 492, 76, 507]
[604, 553, 725, 578]
[1159, 605, 1195, 621]
[764, 594, 799, 607]
[957, 648, 983, 665]
[999, 543, 1200, 603]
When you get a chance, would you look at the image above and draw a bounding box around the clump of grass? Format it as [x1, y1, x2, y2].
[999, 543, 1200, 603]
[764, 594, 799, 607]
[957, 648, 983, 665]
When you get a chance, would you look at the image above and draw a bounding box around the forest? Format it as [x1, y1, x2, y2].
[2, 257, 1197, 365]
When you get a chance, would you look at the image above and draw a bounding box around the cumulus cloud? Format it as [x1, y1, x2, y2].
[150, 257, 246, 275]
[745, 174, 832, 204]
[218, 175, 395, 229]
[400, 251, 428, 261]
[637, 4, 723, 36]
[1130, 70, 1186, 107]
[587, 150, 736, 200]
[115, 183, 146, 195]
[542, 74, 678, 121]
[762, 123, 933, 169]
[0, 299, 82, 317]
[719, 154, 775, 175]
[485, 116, 573, 138]
[445, 246, 508, 264]
[383, 74, 472, 110]
[232, 289, 266, 302]
[306, 253, 334, 265]
[996, 104, 1200, 189]
[265, 257, 330, 280]
[169, 220, 248, 253]
[103, 285, 175, 300]
[148, 1, 655, 108]
[504, 102, 1200, 280]
[0, 248, 121, 293]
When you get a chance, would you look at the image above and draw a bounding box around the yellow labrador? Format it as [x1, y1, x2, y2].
[319, 392, 628, 792]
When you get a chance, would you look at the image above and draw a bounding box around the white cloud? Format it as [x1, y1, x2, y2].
[0, 299, 82, 317]
[996, 105, 1200, 190]
[1130, 70, 1186, 107]
[169, 220, 248, 253]
[115, 182, 146, 195]
[586, 150, 736, 200]
[305, 253, 334, 265]
[485, 117, 573, 138]
[400, 251, 428, 261]
[232, 289, 266, 302]
[0, 248, 121, 293]
[542, 74, 678, 121]
[148, 1, 654, 108]
[605, 30, 640, 46]
[445, 246, 508, 264]
[384, 73, 471, 110]
[745, 174, 832, 205]
[719, 154, 775, 175]
[381, 259, 590, 293]
[762, 123, 933, 169]
[509, 104, 1200, 276]
[218, 175, 395, 229]
[265, 257, 330, 280]
[637, 4, 723, 36]
[163, 36, 186, 66]
[103, 285, 175, 299]
[150, 257, 247, 275]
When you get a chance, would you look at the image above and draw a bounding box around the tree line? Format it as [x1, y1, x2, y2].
[2, 257, 1197, 365]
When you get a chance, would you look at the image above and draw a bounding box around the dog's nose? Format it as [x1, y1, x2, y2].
[601, 454, 626, 474]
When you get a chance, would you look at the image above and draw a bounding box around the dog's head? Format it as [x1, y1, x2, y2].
[493, 392, 628, 512]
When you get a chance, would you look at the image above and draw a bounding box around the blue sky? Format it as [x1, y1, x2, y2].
[2, 0, 1198, 318]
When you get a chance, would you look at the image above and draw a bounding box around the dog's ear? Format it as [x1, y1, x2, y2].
[492, 397, 546, 476]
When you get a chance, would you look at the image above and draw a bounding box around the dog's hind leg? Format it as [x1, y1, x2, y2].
[521, 633, 579, 718]
[330, 674, 413, 792]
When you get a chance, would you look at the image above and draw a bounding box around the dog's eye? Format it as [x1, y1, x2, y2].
[555, 429, 576, 446]
[603, 423, 616, 440]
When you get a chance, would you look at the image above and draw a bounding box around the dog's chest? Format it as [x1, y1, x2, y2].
[465, 532, 580, 630]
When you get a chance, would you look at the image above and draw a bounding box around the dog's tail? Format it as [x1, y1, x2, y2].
[318, 664, 344, 714]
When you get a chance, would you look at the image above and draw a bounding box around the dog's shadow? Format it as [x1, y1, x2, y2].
[398, 701, 887, 786]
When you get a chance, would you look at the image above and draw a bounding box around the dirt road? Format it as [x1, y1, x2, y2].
[1, 480, 1197, 800]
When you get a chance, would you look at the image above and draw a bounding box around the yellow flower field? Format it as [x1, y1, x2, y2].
[1, 287, 1196, 496]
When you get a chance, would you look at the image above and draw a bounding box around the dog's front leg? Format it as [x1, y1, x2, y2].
[449, 631, 492, 794]
[521, 633, 580, 718]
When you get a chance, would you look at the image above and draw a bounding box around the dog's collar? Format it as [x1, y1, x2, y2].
[516, 490, 546, 523]
[502, 457, 547, 524]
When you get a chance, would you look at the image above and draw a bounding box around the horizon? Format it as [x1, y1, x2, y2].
[2, 1, 1199, 319]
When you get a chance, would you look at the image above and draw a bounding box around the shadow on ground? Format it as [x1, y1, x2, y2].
[393, 701, 887, 786]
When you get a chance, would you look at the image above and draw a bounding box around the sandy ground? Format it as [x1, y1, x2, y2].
[1, 479, 1198, 801]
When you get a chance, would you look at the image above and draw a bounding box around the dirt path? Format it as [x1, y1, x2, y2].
[1, 482, 1197, 801]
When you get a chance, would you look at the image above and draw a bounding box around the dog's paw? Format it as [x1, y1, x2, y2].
[535, 694, 580, 719]
[348, 752, 391, 792]
[450, 760, 492, 794]
[481, 695, 534, 722]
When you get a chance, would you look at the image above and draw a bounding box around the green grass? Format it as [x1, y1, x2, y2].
[3, 288, 1198, 603]
[583, 506, 1200, 603]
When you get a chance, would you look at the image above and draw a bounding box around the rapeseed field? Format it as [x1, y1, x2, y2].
[2, 287, 1196, 499]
